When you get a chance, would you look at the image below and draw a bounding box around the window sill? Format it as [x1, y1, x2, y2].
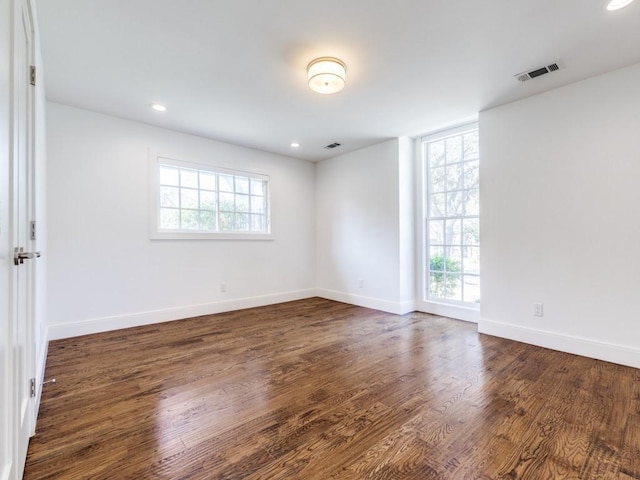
[150, 231, 274, 241]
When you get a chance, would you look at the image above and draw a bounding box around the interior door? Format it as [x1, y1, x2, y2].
[11, 2, 36, 479]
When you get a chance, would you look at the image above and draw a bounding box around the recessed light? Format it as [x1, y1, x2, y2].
[291, 142, 300, 148]
[150, 103, 167, 112]
[606, 0, 634, 10]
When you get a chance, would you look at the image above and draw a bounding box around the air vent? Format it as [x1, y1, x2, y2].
[324, 142, 342, 149]
[514, 62, 561, 82]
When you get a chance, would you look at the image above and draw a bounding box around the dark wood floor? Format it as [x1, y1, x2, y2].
[24, 298, 640, 479]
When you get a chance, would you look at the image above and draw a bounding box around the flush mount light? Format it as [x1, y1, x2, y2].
[606, 0, 635, 10]
[150, 103, 167, 112]
[307, 57, 346, 94]
[291, 142, 300, 148]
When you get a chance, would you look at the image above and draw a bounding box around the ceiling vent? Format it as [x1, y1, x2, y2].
[324, 142, 342, 149]
[514, 62, 561, 82]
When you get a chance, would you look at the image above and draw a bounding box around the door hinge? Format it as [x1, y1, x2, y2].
[30, 220, 36, 240]
[30, 378, 36, 398]
[30, 65, 36, 86]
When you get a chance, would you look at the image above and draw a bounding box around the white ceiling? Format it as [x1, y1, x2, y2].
[35, 0, 640, 161]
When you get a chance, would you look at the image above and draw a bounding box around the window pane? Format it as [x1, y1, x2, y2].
[430, 167, 446, 193]
[463, 131, 479, 159]
[428, 246, 445, 271]
[235, 177, 249, 194]
[235, 194, 249, 213]
[445, 219, 462, 245]
[463, 218, 479, 246]
[181, 169, 198, 188]
[464, 189, 479, 216]
[445, 246, 462, 273]
[251, 179, 264, 195]
[429, 140, 445, 167]
[200, 210, 216, 231]
[251, 196, 264, 214]
[429, 193, 446, 218]
[234, 213, 249, 231]
[160, 208, 179, 229]
[446, 191, 463, 217]
[181, 188, 198, 209]
[200, 172, 216, 191]
[463, 276, 481, 303]
[200, 190, 216, 211]
[159, 166, 179, 186]
[446, 165, 462, 191]
[429, 272, 461, 300]
[160, 186, 179, 208]
[463, 160, 479, 189]
[251, 214, 264, 232]
[219, 192, 234, 211]
[428, 220, 444, 245]
[219, 174, 234, 192]
[463, 247, 480, 274]
[219, 212, 233, 231]
[181, 209, 199, 230]
[445, 137, 462, 164]
[444, 274, 462, 301]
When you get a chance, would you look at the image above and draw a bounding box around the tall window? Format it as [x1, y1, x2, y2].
[151, 156, 270, 239]
[423, 125, 479, 305]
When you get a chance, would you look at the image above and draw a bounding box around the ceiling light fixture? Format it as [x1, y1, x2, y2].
[307, 57, 347, 94]
[150, 103, 167, 112]
[291, 142, 300, 148]
[606, 0, 635, 10]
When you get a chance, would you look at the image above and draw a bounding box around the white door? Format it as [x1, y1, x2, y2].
[10, 2, 37, 479]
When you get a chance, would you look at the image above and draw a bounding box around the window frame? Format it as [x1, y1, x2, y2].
[149, 154, 273, 240]
[416, 122, 480, 321]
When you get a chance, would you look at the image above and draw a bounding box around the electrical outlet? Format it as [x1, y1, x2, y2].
[220, 282, 227, 293]
[533, 303, 543, 317]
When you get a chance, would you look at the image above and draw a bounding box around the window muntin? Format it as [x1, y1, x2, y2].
[424, 126, 479, 305]
[153, 156, 270, 239]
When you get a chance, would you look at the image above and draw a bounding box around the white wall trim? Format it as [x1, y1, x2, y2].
[33, 332, 48, 432]
[479, 318, 640, 369]
[418, 301, 479, 323]
[48, 289, 316, 340]
[316, 288, 415, 315]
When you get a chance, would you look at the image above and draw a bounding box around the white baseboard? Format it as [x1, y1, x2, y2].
[316, 288, 415, 315]
[48, 289, 316, 340]
[417, 301, 479, 323]
[479, 318, 640, 369]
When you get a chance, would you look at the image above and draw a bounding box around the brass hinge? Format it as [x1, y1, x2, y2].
[30, 378, 36, 398]
[30, 65, 36, 86]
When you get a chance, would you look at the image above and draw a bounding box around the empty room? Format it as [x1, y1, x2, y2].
[2, 0, 640, 479]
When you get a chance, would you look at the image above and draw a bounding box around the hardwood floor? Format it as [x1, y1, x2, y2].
[24, 298, 640, 479]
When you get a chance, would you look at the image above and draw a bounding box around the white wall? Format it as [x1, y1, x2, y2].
[479, 62, 640, 368]
[315, 138, 415, 314]
[46, 103, 316, 339]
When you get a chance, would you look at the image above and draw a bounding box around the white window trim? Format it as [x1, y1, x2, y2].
[149, 152, 273, 241]
[414, 122, 480, 323]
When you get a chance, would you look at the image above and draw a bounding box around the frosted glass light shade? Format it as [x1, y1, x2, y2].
[606, 0, 634, 10]
[307, 57, 346, 94]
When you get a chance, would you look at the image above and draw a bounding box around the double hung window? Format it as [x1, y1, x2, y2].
[422, 125, 480, 305]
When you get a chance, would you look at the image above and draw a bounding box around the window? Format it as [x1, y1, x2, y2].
[423, 124, 479, 305]
[151, 156, 271, 239]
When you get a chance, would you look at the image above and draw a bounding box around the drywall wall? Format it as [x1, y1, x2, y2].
[479, 62, 640, 368]
[46, 103, 315, 339]
[316, 138, 415, 314]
